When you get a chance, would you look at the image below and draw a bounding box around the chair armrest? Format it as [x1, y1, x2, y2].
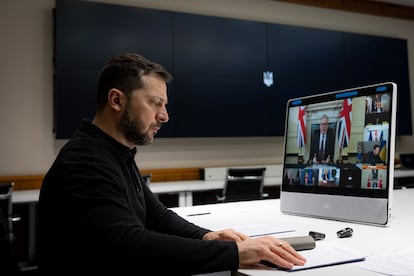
[215, 195, 225, 203]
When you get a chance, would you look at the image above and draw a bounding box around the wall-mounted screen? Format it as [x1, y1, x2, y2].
[53, 0, 412, 139]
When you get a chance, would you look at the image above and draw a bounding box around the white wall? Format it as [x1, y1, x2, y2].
[0, 0, 413, 175]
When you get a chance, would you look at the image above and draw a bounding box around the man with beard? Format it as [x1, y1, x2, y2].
[38, 53, 305, 275]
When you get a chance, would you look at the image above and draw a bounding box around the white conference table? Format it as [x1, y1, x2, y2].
[149, 177, 280, 207]
[12, 177, 281, 207]
[171, 188, 414, 276]
[11, 169, 414, 206]
[10, 170, 413, 271]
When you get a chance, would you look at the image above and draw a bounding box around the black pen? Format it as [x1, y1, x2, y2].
[250, 230, 295, 237]
[187, 212, 211, 217]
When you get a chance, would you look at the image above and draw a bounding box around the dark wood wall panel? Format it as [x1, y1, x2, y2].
[0, 167, 203, 190]
[277, 0, 414, 21]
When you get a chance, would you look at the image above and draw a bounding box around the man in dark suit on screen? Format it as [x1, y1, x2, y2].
[310, 114, 335, 164]
[365, 144, 384, 165]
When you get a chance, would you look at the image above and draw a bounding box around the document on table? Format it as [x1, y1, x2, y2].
[288, 242, 367, 271]
[355, 249, 414, 275]
[239, 242, 367, 273]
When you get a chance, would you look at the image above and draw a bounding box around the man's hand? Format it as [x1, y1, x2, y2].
[237, 235, 307, 270]
[203, 228, 249, 242]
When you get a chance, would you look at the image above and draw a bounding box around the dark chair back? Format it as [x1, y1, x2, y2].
[142, 173, 152, 186]
[219, 167, 266, 203]
[0, 182, 21, 274]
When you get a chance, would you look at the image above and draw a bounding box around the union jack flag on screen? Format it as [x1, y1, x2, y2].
[297, 106, 306, 148]
[337, 98, 352, 149]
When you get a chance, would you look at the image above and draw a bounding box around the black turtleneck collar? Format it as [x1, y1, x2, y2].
[79, 119, 137, 161]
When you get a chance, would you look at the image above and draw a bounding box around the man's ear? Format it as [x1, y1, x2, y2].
[108, 88, 124, 111]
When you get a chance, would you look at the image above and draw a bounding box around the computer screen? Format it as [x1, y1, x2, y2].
[280, 82, 397, 226]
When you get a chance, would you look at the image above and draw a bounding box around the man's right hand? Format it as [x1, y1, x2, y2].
[237, 235, 306, 269]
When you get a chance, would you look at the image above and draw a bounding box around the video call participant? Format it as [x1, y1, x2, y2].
[365, 144, 384, 165]
[37, 53, 306, 274]
[310, 114, 335, 164]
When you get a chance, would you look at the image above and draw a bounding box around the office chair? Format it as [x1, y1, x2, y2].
[217, 167, 267, 203]
[142, 173, 152, 186]
[0, 182, 21, 274]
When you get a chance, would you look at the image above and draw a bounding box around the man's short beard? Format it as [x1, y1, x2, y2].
[121, 105, 152, 146]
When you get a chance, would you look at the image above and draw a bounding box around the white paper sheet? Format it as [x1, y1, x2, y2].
[288, 242, 367, 271]
[239, 242, 367, 272]
[355, 249, 414, 275]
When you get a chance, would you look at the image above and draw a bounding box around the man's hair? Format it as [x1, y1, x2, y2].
[96, 53, 172, 110]
[373, 144, 380, 150]
[320, 114, 329, 122]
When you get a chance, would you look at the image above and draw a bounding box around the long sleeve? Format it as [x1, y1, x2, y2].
[38, 121, 239, 275]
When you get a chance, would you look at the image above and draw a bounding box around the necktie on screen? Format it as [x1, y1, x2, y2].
[322, 134, 325, 151]
[319, 134, 325, 160]
[320, 134, 325, 151]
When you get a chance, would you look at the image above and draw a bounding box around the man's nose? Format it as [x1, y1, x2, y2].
[157, 110, 169, 123]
